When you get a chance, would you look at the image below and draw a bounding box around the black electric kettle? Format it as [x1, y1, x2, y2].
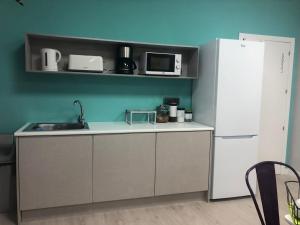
[116, 45, 137, 74]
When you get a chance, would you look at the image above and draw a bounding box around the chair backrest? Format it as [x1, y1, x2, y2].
[245, 161, 300, 225]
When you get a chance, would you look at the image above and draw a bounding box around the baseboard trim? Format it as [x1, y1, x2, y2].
[21, 191, 207, 222]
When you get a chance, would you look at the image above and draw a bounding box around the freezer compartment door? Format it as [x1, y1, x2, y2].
[215, 39, 264, 136]
[211, 135, 258, 199]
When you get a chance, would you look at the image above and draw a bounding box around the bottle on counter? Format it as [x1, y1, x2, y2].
[168, 102, 178, 122]
[177, 108, 185, 123]
[185, 109, 193, 122]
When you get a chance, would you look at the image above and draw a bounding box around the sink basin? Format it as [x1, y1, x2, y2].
[24, 123, 89, 132]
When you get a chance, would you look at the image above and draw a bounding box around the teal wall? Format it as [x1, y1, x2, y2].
[1, 0, 300, 160]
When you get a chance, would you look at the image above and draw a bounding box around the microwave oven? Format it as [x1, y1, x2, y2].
[140, 52, 182, 76]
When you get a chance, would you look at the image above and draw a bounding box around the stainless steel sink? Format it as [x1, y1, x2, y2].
[24, 123, 89, 132]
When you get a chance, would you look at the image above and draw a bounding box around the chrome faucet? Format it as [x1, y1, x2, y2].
[73, 100, 85, 126]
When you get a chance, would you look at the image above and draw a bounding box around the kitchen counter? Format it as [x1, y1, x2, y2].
[14, 121, 214, 137]
[16, 121, 213, 218]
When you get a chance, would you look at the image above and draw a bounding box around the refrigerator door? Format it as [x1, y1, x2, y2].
[211, 135, 258, 199]
[215, 39, 264, 136]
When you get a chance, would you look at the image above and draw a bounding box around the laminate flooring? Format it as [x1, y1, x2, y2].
[0, 175, 294, 225]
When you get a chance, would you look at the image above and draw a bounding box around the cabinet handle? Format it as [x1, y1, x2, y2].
[281, 53, 284, 74]
[217, 135, 256, 139]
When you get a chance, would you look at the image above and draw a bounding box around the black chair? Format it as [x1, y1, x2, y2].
[245, 161, 300, 225]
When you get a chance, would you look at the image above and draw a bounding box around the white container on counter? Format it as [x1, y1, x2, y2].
[169, 102, 178, 122]
[177, 108, 185, 123]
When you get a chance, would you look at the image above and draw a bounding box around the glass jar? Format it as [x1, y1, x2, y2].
[185, 109, 193, 122]
[156, 104, 169, 123]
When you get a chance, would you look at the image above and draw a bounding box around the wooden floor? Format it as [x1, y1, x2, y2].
[0, 175, 292, 225]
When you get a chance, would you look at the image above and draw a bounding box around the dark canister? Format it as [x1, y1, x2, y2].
[168, 102, 178, 122]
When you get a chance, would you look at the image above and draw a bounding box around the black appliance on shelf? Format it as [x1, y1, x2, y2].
[116, 45, 137, 74]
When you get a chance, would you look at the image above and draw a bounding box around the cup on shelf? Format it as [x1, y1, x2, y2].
[41, 48, 62, 71]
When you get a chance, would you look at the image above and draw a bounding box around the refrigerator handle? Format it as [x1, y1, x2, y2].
[217, 135, 257, 139]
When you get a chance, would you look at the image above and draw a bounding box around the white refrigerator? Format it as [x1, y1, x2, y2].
[192, 39, 264, 199]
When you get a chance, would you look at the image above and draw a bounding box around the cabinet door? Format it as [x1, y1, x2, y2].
[155, 131, 211, 196]
[93, 133, 155, 202]
[19, 136, 93, 210]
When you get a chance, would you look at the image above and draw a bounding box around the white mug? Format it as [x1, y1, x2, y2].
[41, 48, 62, 71]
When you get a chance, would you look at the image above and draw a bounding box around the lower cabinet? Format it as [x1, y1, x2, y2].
[18, 136, 93, 210]
[93, 133, 156, 202]
[155, 131, 211, 195]
[17, 131, 211, 211]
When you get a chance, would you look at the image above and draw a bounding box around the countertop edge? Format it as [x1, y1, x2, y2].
[14, 122, 214, 137]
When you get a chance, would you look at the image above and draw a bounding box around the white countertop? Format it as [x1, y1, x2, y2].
[14, 122, 214, 137]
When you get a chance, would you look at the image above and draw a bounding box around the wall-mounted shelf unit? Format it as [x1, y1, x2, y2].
[25, 33, 199, 79]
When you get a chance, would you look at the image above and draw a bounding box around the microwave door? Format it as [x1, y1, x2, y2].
[144, 53, 181, 76]
[147, 53, 175, 73]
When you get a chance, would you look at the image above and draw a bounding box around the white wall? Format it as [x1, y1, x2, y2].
[290, 49, 300, 171]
